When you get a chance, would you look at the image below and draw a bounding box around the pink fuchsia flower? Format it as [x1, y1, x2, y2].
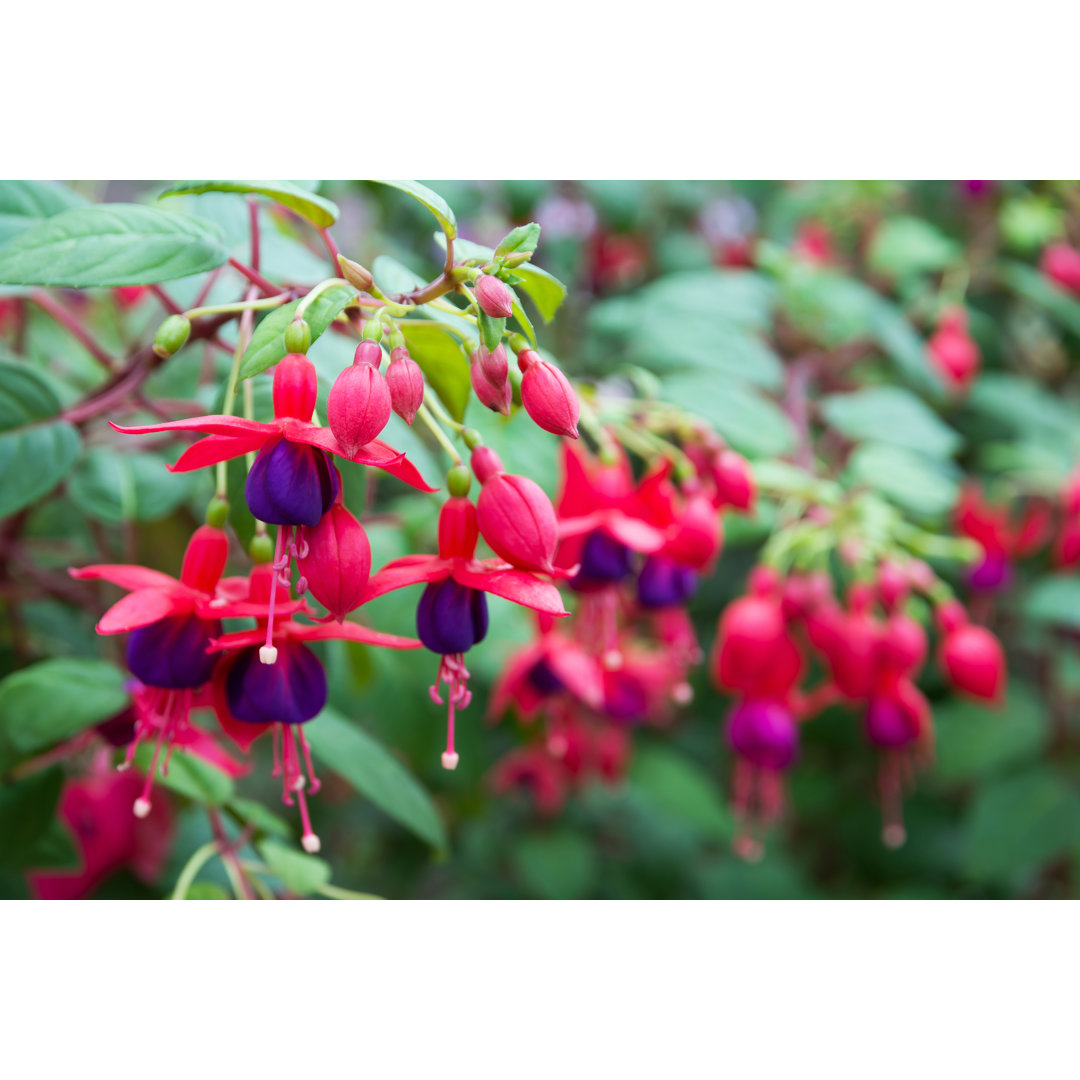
[1041, 242, 1080, 296]
[517, 349, 579, 439]
[111, 353, 436, 528]
[295, 499, 372, 622]
[28, 749, 174, 900]
[209, 564, 421, 851]
[955, 484, 1051, 592]
[490, 745, 568, 815]
[475, 274, 515, 319]
[386, 346, 424, 425]
[327, 341, 392, 458]
[364, 495, 568, 770]
[69, 525, 241, 817]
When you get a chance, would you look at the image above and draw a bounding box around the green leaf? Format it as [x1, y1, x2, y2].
[630, 745, 732, 841]
[998, 260, 1080, 337]
[495, 222, 541, 259]
[0, 659, 128, 768]
[845, 442, 959, 517]
[999, 197, 1065, 254]
[821, 386, 960, 458]
[370, 180, 457, 241]
[0, 767, 64, 868]
[398, 321, 471, 423]
[68, 448, 195, 524]
[511, 828, 597, 899]
[305, 706, 448, 852]
[934, 679, 1048, 784]
[186, 882, 230, 900]
[962, 768, 1080, 883]
[867, 215, 960, 279]
[1024, 575, 1080, 630]
[159, 180, 339, 228]
[257, 838, 332, 896]
[133, 745, 234, 806]
[0, 180, 86, 247]
[228, 797, 292, 838]
[868, 297, 943, 398]
[478, 309, 504, 352]
[237, 284, 356, 381]
[0, 204, 229, 287]
[0, 361, 80, 517]
[511, 298, 536, 346]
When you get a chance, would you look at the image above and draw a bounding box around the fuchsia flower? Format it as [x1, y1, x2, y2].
[387, 346, 424, 425]
[955, 484, 1050, 592]
[69, 525, 244, 816]
[111, 352, 437, 520]
[517, 349, 580, 439]
[209, 564, 421, 851]
[475, 274, 515, 319]
[327, 341, 392, 458]
[364, 495, 568, 770]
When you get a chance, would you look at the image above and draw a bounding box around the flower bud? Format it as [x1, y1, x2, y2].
[153, 315, 191, 359]
[283, 318, 311, 355]
[386, 346, 424, 425]
[928, 309, 980, 391]
[272, 353, 318, 421]
[518, 351, 580, 438]
[470, 357, 511, 415]
[115, 285, 148, 308]
[662, 493, 722, 570]
[179, 525, 229, 593]
[475, 344, 509, 388]
[471, 445, 505, 484]
[354, 340, 384, 368]
[712, 450, 756, 511]
[475, 274, 515, 319]
[337, 255, 375, 293]
[297, 503, 372, 621]
[475, 467, 559, 573]
[327, 359, 392, 458]
[940, 623, 1006, 703]
[1041, 242, 1080, 295]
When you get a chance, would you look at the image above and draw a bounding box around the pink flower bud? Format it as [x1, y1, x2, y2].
[470, 446, 505, 484]
[470, 356, 511, 415]
[712, 450, 756, 511]
[179, 525, 229, 593]
[1041, 242, 1080, 296]
[386, 347, 424, 425]
[927, 309, 980, 391]
[327, 360, 392, 458]
[940, 623, 1006, 704]
[297, 503, 372, 621]
[475, 274, 514, 319]
[662, 493, 722, 570]
[273, 353, 318, 421]
[438, 496, 479, 559]
[476, 344, 509, 388]
[476, 468, 559, 573]
[518, 351, 580, 438]
[354, 340, 384, 368]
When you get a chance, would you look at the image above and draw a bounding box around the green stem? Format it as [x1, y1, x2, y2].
[316, 882, 384, 901]
[423, 393, 465, 432]
[217, 291, 258, 497]
[184, 294, 289, 321]
[417, 403, 462, 464]
[296, 278, 353, 321]
[171, 841, 221, 900]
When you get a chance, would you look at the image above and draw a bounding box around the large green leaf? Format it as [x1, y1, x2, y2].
[398, 321, 472, 422]
[845, 442, 959, 517]
[1024, 575, 1080, 630]
[132, 745, 234, 806]
[257, 839, 332, 896]
[68, 448, 196, 524]
[370, 180, 457, 240]
[0, 659, 128, 769]
[0, 362, 80, 517]
[0, 204, 229, 286]
[0, 180, 86, 247]
[511, 828, 597, 899]
[821, 386, 960, 458]
[237, 283, 356, 381]
[630, 745, 732, 841]
[305, 706, 448, 852]
[868, 215, 960, 279]
[159, 180, 339, 228]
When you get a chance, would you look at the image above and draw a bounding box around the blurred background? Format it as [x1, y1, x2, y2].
[4, 179, 1080, 899]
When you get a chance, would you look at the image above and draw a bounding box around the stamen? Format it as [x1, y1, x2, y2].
[431, 654, 472, 770]
[262, 526, 286, 665]
[295, 785, 321, 854]
[297, 726, 321, 794]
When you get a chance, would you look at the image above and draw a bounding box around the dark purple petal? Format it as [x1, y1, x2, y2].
[245, 438, 337, 527]
[126, 614, 220, 689]
[416, 579, 489, 655]
[864, 697, 915, 749]
[602, 669, 649, 724]
[966, 552, 1012, 593]
[526, 657, 565, 696]
[570, 530, 634, 591]
[637, 556, 699, 608]
[726, 699, 798, 771]
[225, 641, 327, 726]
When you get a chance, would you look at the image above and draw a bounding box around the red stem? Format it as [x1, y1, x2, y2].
[228, 257, 278, 297]
[29, 289, 117, 372]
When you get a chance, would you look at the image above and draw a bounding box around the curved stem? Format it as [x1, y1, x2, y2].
[417, 403, 462, 464]
[170, 840, 221, 900]
[29, 290, 117, 372]
[296, 277, 353, 321]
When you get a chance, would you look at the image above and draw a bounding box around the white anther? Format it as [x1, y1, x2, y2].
[133, 798, 152, 819]
[441, 751, 460, 771]
[259, 645, 278, 665]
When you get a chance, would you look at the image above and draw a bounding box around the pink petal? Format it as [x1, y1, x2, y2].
[97, 589, 181, 634]
[70, 564, 179, 592]
[556, 511, 605, 540]
[453, 562, 568, 616]
[206, 628, 266, 653]
[290, 621, 422, 650]
[364, 556, 450, 601]
[172, 725, 252, 777]
[547, 645, 605, 709]
[110, 416, 277, 438]
[603, 514, 667, 554]
[168, 433, 269, 472]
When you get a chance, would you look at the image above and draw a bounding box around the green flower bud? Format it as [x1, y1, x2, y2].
[283, 318, 311, 354]
[153, 315, 191, 359]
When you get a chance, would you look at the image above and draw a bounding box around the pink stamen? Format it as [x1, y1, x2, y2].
[271, 724, 282, 778]
[262, 527, 286, 665]
[295, 785, 321, 854]
[297, 727, 321, 794]
[431, 654, 472, 770]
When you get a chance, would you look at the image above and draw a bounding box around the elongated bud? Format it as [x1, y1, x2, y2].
[476, 344, 509, 388]
[518, 351, 580, 438]
[386, 346, 424, 424]
[337, 254, 375, 293]
[297, 503, 372, 621]
[283, 318, 311, 355]
[328, 355, 392, 457]
[474, 455, 559, 572]
[153, 314, 191, 359]
[712, 449, 756, 511]
[471, 356, 511, 415]
[273, 353, 318, 421]
[940, 623, 1006, 703]
[180, 525, 229, 593]
[1041, 242, 1080, 295]
[475, 274, 514, 319]
[928, 307, 980, 391]
[438, 496, 479, 559]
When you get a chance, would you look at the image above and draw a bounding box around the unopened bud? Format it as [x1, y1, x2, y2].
[338, 255, 375, 292]
[470, 356, 511, 416]
[153, 314, 191, 359]
[475, 344, 509, 388]
[475, 274, 515, 319]
[328, 360, 392, 457]
[386, 346, 424, 425]
[518, 352, 580, 439]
